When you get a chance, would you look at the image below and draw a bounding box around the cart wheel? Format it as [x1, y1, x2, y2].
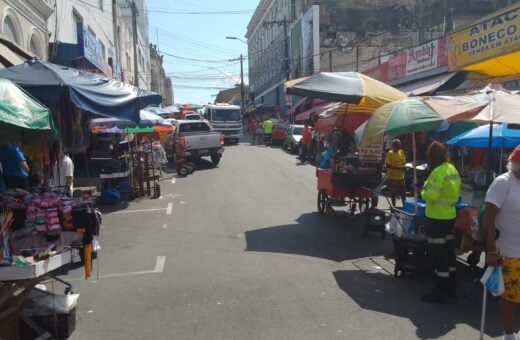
[186, 162, 195, 174]
[317, 190, 328, 215]
[325, 203, 336, 218]
[178, 165, 189, 176]
[467, 252, 481, 268]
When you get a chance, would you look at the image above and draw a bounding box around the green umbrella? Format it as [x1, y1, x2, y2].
[0, 78, 58, 142]
[360, 98, 443, 146]
[360, 98, 444, 212]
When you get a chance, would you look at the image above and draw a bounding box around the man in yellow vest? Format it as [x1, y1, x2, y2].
[262, 118, 273, 145]
[420, 141, 461, 303]
[385, 139, 406, 207]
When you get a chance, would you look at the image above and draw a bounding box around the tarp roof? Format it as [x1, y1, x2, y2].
[0, 60, 162, 122]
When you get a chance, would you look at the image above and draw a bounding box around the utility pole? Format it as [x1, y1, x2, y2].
[283, 16, 290, 81]
[129, 0, 139, 87]
[329, 50, 333, 72]
[240, 54, 245, 115]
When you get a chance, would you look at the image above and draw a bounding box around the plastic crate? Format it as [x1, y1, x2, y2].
[30, 308, 76, 339]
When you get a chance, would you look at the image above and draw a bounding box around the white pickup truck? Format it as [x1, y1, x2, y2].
[172, 120, 224, 165]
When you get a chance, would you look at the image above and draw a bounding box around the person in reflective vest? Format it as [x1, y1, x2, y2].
[420, 141, 461, 303]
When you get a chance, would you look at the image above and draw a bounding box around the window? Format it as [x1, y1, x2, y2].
[2, 16, 19, 44]
[99, 0, 103, 11]
[100, 41, 106, 59]
[29, 34, 44, 59]
[72, 10, 83, 44]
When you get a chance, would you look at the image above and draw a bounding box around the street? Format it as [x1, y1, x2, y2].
[62, 140, 503, 340]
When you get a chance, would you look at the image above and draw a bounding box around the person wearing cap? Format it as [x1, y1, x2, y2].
[484, 145, 520, 340]
[420, 141, 461, 303]
[385, 139, 406, 207]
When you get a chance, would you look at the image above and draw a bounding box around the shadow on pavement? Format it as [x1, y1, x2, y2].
[245, 212, 393, 262]
[245, 211, 504, 338]
[333, 269, 503, 339]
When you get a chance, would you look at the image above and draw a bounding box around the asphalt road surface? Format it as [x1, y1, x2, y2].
[60, 140, 505, 340]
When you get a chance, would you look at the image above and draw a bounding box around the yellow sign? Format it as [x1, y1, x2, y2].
[448, 4, 520, 71]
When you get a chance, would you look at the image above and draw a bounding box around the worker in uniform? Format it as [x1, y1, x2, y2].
[420, 141, 461, 303]
[385, 139, 406, 207]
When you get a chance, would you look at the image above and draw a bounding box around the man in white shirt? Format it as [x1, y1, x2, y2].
[53, 151, 74, 193]
[484, 145, 520, 340]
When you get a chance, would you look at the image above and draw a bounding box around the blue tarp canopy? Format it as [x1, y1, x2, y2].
[447, 123, 520, 148]
[0, 60, 162, 122]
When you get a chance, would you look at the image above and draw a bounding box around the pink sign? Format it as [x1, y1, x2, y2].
[388, 52, 407, 81]
[363, 62, 389, 82]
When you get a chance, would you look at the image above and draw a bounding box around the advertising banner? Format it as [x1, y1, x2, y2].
[291, 5, 320, 78]
[363, 62, 389, 82]
[77, 23, 104, 72]
[388, 52, 407, 81]
[447, 4, 520, 70]
[406, 37, 447, 76]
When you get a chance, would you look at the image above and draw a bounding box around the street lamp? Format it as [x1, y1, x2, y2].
[226, 36, 247, 45]
[225, 36, 246, 116]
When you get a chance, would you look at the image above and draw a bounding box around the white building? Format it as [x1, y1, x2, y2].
[47, 0, 149, 89]
[0, 0, 53, 66]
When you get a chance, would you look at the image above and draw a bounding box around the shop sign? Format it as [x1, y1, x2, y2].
[77, 23, 104, 72]
[406, 37, 447, 76]
[363, 62, 389, 82]
[447, 4, 520, 70]
[388, 52, 407, 81]
[503, 78, 520, 90]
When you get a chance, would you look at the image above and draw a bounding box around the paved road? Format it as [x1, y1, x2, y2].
[61, 141, 504, 340]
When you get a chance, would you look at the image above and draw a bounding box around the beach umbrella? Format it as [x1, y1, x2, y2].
[285, 72, 406, 112]
[358, 98, 446, 209]
[448, 123, 520, 171]
[359, 98, 444, 146]
[424, 87, 520, 184]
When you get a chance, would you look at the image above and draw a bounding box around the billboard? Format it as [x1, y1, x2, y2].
[406, 37, 447, 76]
[290, 5, 320, 78]
[447, 4, 520, 70]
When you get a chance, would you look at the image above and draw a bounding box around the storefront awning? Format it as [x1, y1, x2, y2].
[295, 102, 337, 121]
[398, 73, 459, 96]
[461, 51, 520, 78]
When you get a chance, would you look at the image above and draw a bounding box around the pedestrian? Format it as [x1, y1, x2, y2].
[420, 141, 461, 303]
[385, 139, 406, 207]
[300, 123, 312, 163]
[52, 148, 74, 193]
[0, 143, 29, 189]
[484, 144, 520, 340]
[262, 117, 273, 144]
[248, 118, 257, 144]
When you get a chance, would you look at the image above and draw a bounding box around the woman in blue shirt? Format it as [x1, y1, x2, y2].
[0, 143, 29, 189]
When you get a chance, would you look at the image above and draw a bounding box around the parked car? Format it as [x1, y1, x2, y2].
[272, 122, 290, 144]
[282, 124, 304, 154]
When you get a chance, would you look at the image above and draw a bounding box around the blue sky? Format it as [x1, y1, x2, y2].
[146, 0, 259, 105]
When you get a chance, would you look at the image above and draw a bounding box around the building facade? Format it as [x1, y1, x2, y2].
[0, 0, 53, 66]
[246, 0, 291, 113]
[150, 44, 173, 105]
[247, 0, 519, 114]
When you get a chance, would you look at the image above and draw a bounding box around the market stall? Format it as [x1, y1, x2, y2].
[286, 72, 406, 232]
[90, 110, 173, 200]
[0, 77, 100, 338]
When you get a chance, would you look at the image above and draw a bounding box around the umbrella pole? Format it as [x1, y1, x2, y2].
[84, 152, 90, 187]
[486, 121, 493, 186]
[499, 147, 503, 175]
[412, 132, 418, 215]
